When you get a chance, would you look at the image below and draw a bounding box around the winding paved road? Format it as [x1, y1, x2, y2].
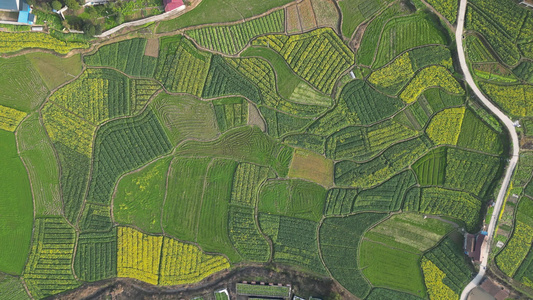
[456, 0, 520, 299]
[95, 5, 186, 38]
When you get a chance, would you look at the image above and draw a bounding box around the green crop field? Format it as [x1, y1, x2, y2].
[187, 10, 285, 55]
[0, 274, 29, 299]
[87, 109, 173, 205]
[366, 288, 424, 300]
[236, 283, 290, 297]
[0, 0, 519, 298]
[320, 213, 387, 298]
[360, 240, 426, 297]
[163, 157, 211, 242]
[196, 159, 241, 262]
[364, 213, 454, 253]
[326, 119, 417, 162]
[85, 38, 157, 78]
[113, 157, 172, 233]
[26, 52, 83, 90]
[466, 0, 526, 65]
[356, 2, 405, 66]
[157, 0, 293, 32]
[258, 179, 326, 222]
[360, 213, 455, 297]
[269, 216, 327, 274]
[74, 230, 117, 282]
[0, 130, 33, 275]
[423, 237, 473, 297]
[413, 147, 447, 186]
[0, 55, 49, 112]
[335, 137, 429, 188]
[17, 113, 62, 216]
[338, 0, 392, 39]
[496, 198, 533, 278]
[336, 80, 404, 125]
[151, 92, 219, 145]
[241, 46, 332, 106]
[373, 12, 448, 68]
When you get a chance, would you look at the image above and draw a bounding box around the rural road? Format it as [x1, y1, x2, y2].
[456, 0, 520, 299]
[95, 5, 186, 37]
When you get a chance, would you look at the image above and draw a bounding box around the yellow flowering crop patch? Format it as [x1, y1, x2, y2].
[159, 237, 230, 285]
[0, 32, 88, 54]
[368, 52, 414, 89]
[253, 28, 354, 94]
[400, 66, 463, 103]
[480, 82, 533, 117]
[117, 227, 230, 286]
[117, 227, 163, 285]
[0, 105, 27, 132]
[421, 258, 458, 300]
[49, 72, 109, 124]
[426, 107, 465, 145]
[42, 103, 96, 157]
[496, 220, 533, 277]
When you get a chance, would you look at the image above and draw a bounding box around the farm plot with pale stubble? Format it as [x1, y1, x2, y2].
[288, 149, 333, 187]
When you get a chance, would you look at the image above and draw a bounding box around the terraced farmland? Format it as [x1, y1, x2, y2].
[0, 0, 518, 299]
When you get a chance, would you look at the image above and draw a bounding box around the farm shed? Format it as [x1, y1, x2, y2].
[163, 0, 184, 12]
[17, 2, 34, 24]
[236, 282, 291, 299]
[479, 278, 510, 300]
[465, 234, 475, 253]
[464, 233, 486, 263]
[0, 0, 19, 11]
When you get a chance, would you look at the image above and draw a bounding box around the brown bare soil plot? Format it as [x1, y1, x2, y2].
[298, 0, 318, 31]
[288, 148, 334, 187]
[310, 0, 339, 30]
[144, 38, 160, 57]
[247, 102, 266, 132]
[286, 5, 302, 34]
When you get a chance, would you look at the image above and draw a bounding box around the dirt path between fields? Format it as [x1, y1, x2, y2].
[50, 264, 353, 300]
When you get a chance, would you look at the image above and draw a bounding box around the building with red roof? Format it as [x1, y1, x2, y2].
[163, 0, 184, 12]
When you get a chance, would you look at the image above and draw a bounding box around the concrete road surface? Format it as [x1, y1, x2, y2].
[455, 0, 520, 299]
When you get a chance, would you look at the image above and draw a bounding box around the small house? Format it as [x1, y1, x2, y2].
[480, 278, 510, 300]
[17, 1, 35, 25]
[464, 233, 486, 263]
[163, 0, 184, 12]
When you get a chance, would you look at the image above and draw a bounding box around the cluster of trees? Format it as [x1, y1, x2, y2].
[26, 0, 129, 36]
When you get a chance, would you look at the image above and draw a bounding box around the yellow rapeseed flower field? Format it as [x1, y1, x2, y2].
[481, 82, 533, 117]
[368, 52, 414, 88]
[117, 227, 230, 286]
[49, 72, 109, 124]
[117, 227, 163, 285]
[0, 32, 88, 54]
[426, 107, 465, 145]
[421, 258, 458, 300]
[42, 102, 96, 157]
[496, 220, 533, 277]
[401, 66, 463, 103]
[0, 104, 27, 132]
[159, 237, 230, 285]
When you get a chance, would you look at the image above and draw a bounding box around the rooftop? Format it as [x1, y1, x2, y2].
[0, 0, 19, 11]
[480, 278, 510, 300]
[163, 0, 183, 12]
